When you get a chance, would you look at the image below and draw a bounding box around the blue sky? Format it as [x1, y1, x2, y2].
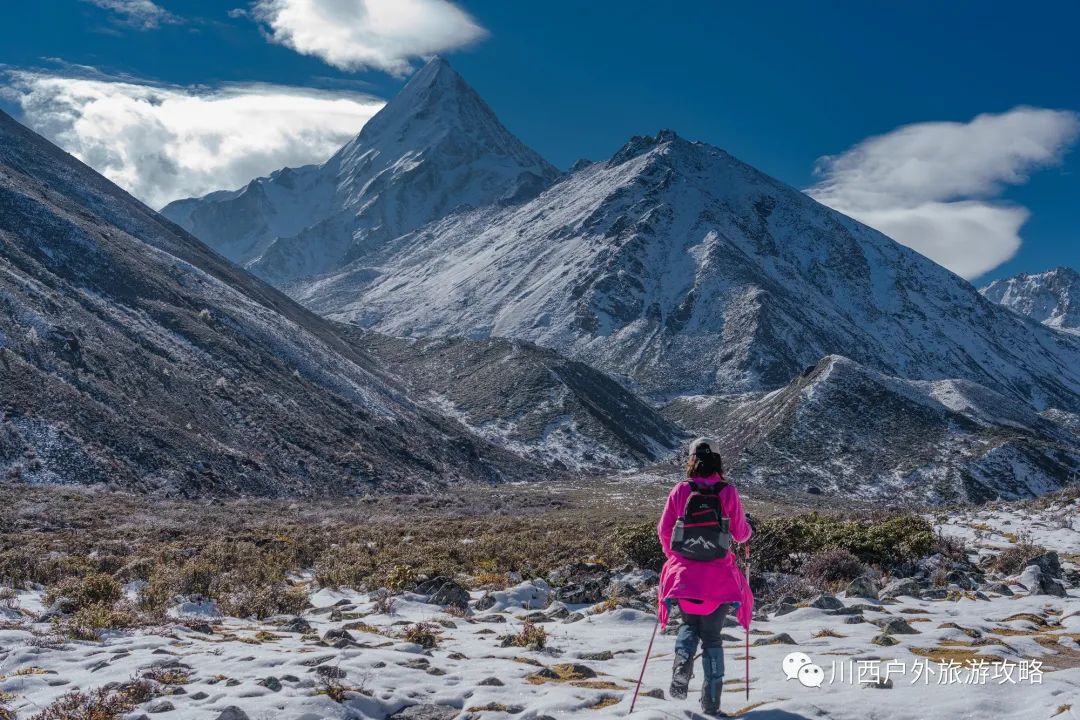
[2, 0, 1077, 284]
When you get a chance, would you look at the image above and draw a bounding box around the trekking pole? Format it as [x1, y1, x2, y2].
[629, 614, 660, 714]
[744, 543, 751, 702]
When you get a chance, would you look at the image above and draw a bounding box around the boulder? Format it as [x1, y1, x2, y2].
[548, 563, 609, 586]
[752, 633, 797, 646]
[875, 618, 920, 635]
[214, 709, 250, 720]
[809, 594, 844, 610]
[416, 577, 470, 609]
[880, 577, 921, 599]
[388, 705, 461, 720]
[846, 576, 878, 599]
[1027, 552, 1062, 579]
[555, 579, 608, 605]
[1019, 565, 1066, 597]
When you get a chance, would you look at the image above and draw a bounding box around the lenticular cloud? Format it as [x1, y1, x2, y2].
[808, 107, 1079, 279]
[6, 71, 385, 208]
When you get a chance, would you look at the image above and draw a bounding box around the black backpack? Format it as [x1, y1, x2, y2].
[670, 480, 732, 561]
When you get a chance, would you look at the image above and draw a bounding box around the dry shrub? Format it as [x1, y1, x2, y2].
[29, 680, 154, 720]
[983, 534, 1048, 576]
[138, 543, 309, 620]
[500, 621, 547, 649]
[470, 571, 512, 589]
[45, 574, 122, 611]
[402, 622, 440, 648]
[370, 590, 396, 615]
[798, 548, 866, 589]
[753, 511, 936, 573]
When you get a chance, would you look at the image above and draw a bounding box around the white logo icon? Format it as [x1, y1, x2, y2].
[798, 663, 825, 688]
[782, 652, 813, 681]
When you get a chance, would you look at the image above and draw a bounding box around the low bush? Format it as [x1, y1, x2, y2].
[29, 681, 155, 720]
[45, 573, 122, 611]
[752, 511, 936, 574]
[798, 548, 866, 588]
[614, 521, 664, 572]
[500, 621, 547, 649]
[982, 534, 1047, 576]
[402, 622, 440, 648]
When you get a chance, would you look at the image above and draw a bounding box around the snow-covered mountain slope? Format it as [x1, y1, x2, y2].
[348, 330, 685, 472]
[663, 356, 1080, 503]
[981, 266, 1080, 335]
[0, 110, 539, 496]
[161, 57, 559, 283]
[303, 130, 1080, 412]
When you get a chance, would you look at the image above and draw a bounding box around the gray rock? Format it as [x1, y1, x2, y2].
[555, 579, 608, 604]
[871, 634, 899, 646]
[809, 594, 843, 610]
[1019, 565, 1066, 597]
[388, 703, 461, 720]
[773, 602, 797, 617]
[256, 676, 281, 692]
[147, 701, 174, 713]
[315, 666, 346, 679]
[472, 594, 496, 611]
[214, 709, 251, 720]
[1027, 552, 1062, 579]
[546, 603, 570, 619]
[280, 617, 311, 634]
[752, 633, 797, 646]
[473, 614, 507, 624]
[880, 577, 921, 599]
[422, 578, 471, 609]
[321, 629, 354, 644]
[875, 618, 920, 635]
[863, 678, 894, 689]
[981, 582, 1013, 596]
[846, 576, 878, 599]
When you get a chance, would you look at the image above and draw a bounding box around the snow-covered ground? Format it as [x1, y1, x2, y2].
[2, 501, 1078, 720]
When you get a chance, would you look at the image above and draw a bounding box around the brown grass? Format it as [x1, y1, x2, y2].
[812, 628, 847, 638]
[909, 646, 1004, 664]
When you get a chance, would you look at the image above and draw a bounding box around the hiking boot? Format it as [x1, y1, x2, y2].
[700, 647, 724, 715]
[669, 649, 693, 700]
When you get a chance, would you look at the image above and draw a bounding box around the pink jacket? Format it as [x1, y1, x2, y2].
[656, 473, 754, 630]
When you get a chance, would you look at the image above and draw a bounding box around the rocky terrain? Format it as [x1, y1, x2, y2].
[350, 330, 685, 472]
[0, 109, 539, 496]
[162, 57, 558, 284]
[663, 355, 1080, 503]
[982, 267, 1079, 335]
[300, 130, 1080, 415]
[1, 485, 1077, 719]
[152, 58, 1080, 503]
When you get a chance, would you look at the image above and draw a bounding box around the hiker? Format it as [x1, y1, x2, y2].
[656, 438, 753, 717]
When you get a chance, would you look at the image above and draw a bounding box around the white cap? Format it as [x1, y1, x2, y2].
[689, 437, 717, 459]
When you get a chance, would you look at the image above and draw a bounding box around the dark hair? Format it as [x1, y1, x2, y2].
[686, 449, 724, 478]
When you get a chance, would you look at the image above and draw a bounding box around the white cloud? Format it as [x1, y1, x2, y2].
[253, 0, 487, 75]
[83, 0, 179, 29]
[808, 107, 1079, 279]
[5, 71, 385, 209]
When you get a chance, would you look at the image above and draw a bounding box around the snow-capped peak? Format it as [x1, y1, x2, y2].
[162, 56, 559, 283]
[981, 266, 1080, 334]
